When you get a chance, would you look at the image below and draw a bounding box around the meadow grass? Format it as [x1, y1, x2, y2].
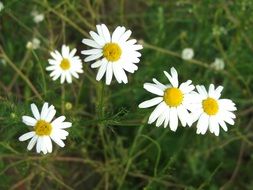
[0, 0, 253, 189]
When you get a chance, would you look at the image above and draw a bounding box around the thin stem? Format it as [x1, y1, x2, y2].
[32, 50, 47, 96]
[61, 84, 65, 114]
[0, 47, 42, 100]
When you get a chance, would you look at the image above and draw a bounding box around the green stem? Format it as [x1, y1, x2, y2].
[61, 84, 65, 114]
[32, 50, 47, 96]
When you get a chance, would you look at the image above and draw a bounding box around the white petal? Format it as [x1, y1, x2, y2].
[69, 48, 77, 57]
[82, 38, 101, 48]
[45, 136, 52, 153]
[112, 63, 122, 83]
[84, 53, 103, 62]
[40, 102, 49, 120]
[217, 116, 228, 131]
[163, 109, 170, 128]
[152, 78, 167, 90]
[46, 65, 57, 71]
[196, 85, 208, 97]
[59, 122, 72, 129]
[113, 64, 128, 83]
[61, 45, 70, 58]
[45, 109, 56, 123]
[54, 131, 67, 140]
[31, 103, 40, 120]
[60, 73, 66, 84]
[122, 62, 138, 73]
[213, 86, 223, 99]
[177, 106, 187, 127]
[52, 116, 66, 127]
[22, 116, 37, 126]
[50, 134, 65, 147]
[36, 137, 42, 153]
[101, 24, 111, 43]
[89, 31, 105, 46]
[143, 83, 164, 96]
[96, 24, 104, 40]
[91, 60, 103, 68]
[81, 49, 102, 55]
[41, 136, 47, 154]
[218, 99, 237, 111]
[196, 113, 209, 135]
[148, 102, 166, 124]
[57, 129, 69, 137]
[156, 112, 166, 127]
[105, 62, 113, 85]
[138, 97, 163, 108]
[66, 72, 72, 83]
[164, 70, 178, 88]
[223, 114, 235, 125]
[27, 135, 38, 150]
[169, 108, 178, 131]
[179, 81, 195, 94]
[96, 60, 107, 81]
[112, 26, 126, 42]
[120, 30, 132, 42]
[50, 51, 62, 61]
[208, 84, 215, 97]
[19, 131, 35, 141]
[209, 117, 219, 136]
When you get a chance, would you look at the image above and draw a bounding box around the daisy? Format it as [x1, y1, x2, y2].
[138, 67, 196, 131]
[81, 24, 143, 85]
[46, 45, 83, 84]
[19, 102, 72, 154]
[181, 48, 194, 60]
[191, 84, 237, 136]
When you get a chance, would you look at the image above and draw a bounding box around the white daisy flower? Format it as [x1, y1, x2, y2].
[138, 67, 196, 131]
[192, 84, 237, 136]
[19, 102, 72, 154]
[211, 58, 225, 71]
[181, 48, 194, 60]
[81, 24, 143, 85]
[46, 45, 83, 84]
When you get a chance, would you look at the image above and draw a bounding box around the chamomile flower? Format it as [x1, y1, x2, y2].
[138, 67, 196, 131]
[81, 24, 143, 85]
[46, 45, 83, 84]
[19, 102, 72, 154]
[191, 84, 237, 136]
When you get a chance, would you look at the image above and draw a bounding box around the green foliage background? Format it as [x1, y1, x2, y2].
[1, 0, 253, 189]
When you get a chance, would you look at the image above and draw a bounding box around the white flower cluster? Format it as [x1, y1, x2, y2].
[18, 24, 237, 155]
[139, 67, 236, 136]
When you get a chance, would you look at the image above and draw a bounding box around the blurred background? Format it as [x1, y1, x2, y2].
[0, 0, 253, 189]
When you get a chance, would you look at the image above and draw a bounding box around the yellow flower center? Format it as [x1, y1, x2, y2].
[202, 97, 219, 115]
[35, 120, 52, 136]
[103, 43, 122, 62]
[60, 58, 71, 70]
[163, 87, 183, 107]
